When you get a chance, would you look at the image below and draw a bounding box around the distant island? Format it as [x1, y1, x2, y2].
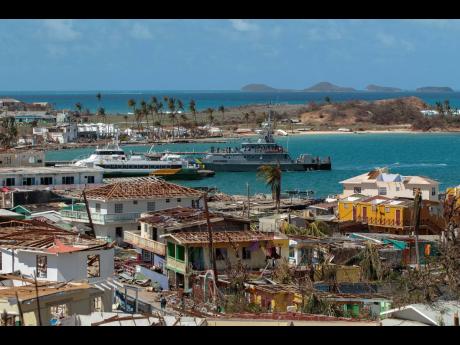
[366, 84, 402, 92]
[303, 82, 356, 92]
[416, 86, 454, 92]
[241, 83, 456, 93]
[241, 84, 295, 92]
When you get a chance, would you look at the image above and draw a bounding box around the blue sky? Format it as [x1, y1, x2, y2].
[1, 19, 460, 91]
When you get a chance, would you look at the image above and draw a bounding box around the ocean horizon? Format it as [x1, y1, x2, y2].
[2, 90, 460, 114]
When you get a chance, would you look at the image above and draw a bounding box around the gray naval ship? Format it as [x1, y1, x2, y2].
[201, 114, 332, 172]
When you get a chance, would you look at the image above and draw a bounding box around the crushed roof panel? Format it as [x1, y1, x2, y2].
[84, 177, 202, 201]
[164, 230, 285, 245]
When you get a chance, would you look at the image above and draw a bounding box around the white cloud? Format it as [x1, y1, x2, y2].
[229, 19, 259, 32]
[376, 32, 396, 47]
[305, 27, 343, 41]
[42, 19, 80, 41]
[376, 32, 415, 52]
[129, 23, 153, 40]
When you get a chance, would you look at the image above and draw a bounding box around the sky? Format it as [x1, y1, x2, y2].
[1, 19, 460, 91]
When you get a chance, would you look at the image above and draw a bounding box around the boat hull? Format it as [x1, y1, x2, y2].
[103, 168, 204, 180]
[203, 162, 331, 172]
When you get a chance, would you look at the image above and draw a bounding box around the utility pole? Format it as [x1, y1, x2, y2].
[82, 189, 96, 237]
[413, 188, 422, 270]
[15, 291, 24, 326]
[203, 193, 218, 300]
[247, 182, 250, 218]
[34, 271, 43, 326]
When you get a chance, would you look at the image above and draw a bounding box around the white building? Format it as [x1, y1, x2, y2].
[339, 168, 440, 202]
[78, 123, 119, 138]
[0, 219, 114, 284]
[33, 124, 78, 144]
[60, 177, 203, 243]
[0, 166, 104, 189]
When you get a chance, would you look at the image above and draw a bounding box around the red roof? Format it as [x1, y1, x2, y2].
[46, 238, 83, 254]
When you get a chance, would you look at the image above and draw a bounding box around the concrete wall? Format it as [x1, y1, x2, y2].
[136, 265, 169, 290]
[0, 247, 114, 283]
[88, 197, 201, 215]
[342, 182, 438, 201]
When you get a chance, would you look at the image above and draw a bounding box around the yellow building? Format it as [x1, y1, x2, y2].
[338, 195, 444, 235]
[445, 186, 460, 225]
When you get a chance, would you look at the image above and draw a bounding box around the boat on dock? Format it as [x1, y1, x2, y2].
[72, 138, 212, 179]
[201, 112, 332, 172]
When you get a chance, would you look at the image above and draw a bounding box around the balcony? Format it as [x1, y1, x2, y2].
[124, 231, 166, 256]
[166, 257, 186, 274]
[60, 209, 141, 225]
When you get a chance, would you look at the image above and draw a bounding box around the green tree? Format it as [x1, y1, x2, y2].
[97, 107, 106, 125]
[189, 99, 197, 137]
[257, 164, 282, 212]
[324, 96, 331, 104]
[127, 99, 137, 130]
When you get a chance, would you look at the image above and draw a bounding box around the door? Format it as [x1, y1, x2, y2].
[362, 207, 368, 222]
[352, 206, 357, 221]
[395, 209, 401, 226]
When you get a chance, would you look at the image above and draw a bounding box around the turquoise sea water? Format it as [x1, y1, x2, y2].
[2, 91, 460, 113]
[46, 133, 460, 197]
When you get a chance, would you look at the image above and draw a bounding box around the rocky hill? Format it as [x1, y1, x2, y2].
[366, 84, 402, 92]
[299, 96, 428, 127]
[416, 86, 454, 92]
[241, 84, 292, 92]
[303, 82, 356, 92]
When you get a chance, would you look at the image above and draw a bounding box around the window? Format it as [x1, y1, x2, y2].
[385, 207, 390, 213]
[432, 187, 436, 196]
[166, 199, 170, 203]
[5, 178, 15, 186]
[378, 187, 387, 196]
[133, 200, 138, 205]
[36, 255, 47, 278]
[242, 247, 251, 260]
[167, 242, 176, 258]
[92, 297, 102, 312]
[50, 304, 69, 320]
[176, 245, 185, 261]
[353, 187, 362, 194]
[22, 177, 35, 186]
[95, 203, 101, 213]
[215, 248, 227, 261]
[413, 188, 418, 196]
[177, 198, 181, 203]
[147, 202, 156, 211]
[191, 200, 197, 208]
[344, 204, 349, 209]
[87, 176, 95, 184]
[114, 203, 123, 213]
[115, 227, 123, 237]
[87, 254, 100, 278]
[40, 176, 53, 185]
[62, 176, 74, 185]
[396, 186, 400, 191]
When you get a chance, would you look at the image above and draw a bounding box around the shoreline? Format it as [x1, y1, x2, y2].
[36, 129, 460, 152]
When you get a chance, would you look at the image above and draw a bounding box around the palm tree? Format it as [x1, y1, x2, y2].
[206, 108, 214, 126]
[189, 99, 197, 123]
[167, 97, 178, 139]
[257, 164, 282, 212]
[74, 102, 83, 124]
[123, 115, 129, 130]
[244, 112, 250, 128]
[140, 99, 150, 134]
[218, 105, 226, 125]
[96, 92, 102, 113]
[97, 107, 106, 124]
[127, 99, 137, 131]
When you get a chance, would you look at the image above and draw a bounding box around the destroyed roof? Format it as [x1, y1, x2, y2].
[340, 170, 439, 185]
[139, 206, 249, 231]
[83, 177, 202, 201]
[0, 274, 95, 302]
[0, 219, 112, 252]
[162, 230, 286, 245]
